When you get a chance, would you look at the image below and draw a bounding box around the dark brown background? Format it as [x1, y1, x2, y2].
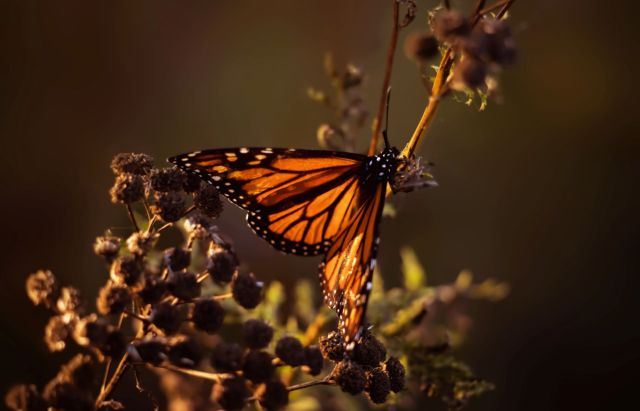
[1, 1, 638, 410]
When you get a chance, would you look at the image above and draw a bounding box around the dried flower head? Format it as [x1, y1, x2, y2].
[193, 185, 223, 219]
[110, 174, 145, 204]
[259, 380, 289, 411]
[191, 298, 225, 334]
[211, 342, 243, 372]
[166, 271, 201, 301]
[26, 270, 59, 309]
[304, 345, 324, 376]
[242, 350, 275, 384]
[110, 255, 144, 288]
[96, 282, 131, 315]
[44, 315, 70, 352]
[384, 357, 406, 393]
[206, 247, 238, 284]
[432, 9, 470, 43]
[126, 231, 157, 256]
[452, 57, 487, 89]
[151, 191, 186, 223]
[110, 153, 154, 175]
[150, 302, 182, 335]
[93, 236, 121, 262]
[275, 336, 305, 366]
[231, 272, 263, 309]
[138, 273, 167, 305]
[148, 167, 185, 192]
[211, 376, 250, 411]
[4, 384, 46, 411]
[56, 286, 83, 315]
[353, 332, 387, 367]
[163, 247, 191, 271]
[365, 367, 391, 404]
[242, 319, 274, 349]
[334, 361, 366, 395]
[167, 335, 202, 368]
[129, 336, 168, 365]
[404, 31, 439, 62]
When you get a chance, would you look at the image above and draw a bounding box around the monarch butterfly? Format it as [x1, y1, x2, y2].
[169, 138, 401, 350]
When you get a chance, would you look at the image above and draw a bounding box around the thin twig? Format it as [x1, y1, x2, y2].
[472, 0, 487, 16]
[95, 353, 129, 407]
[124, 309, 149, 323]
[149, 363, 229, 381]
[126, 203, 140, 232]
[496, 0, 516, 19]
[99, 313, 126, 394]
[368, 0, 400, 155]
[443, 0, 451, 9]
[477, 0, 510, 17]
[287, 374, 334, 392]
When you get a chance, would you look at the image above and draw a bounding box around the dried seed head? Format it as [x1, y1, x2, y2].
[275, 336, 305, 366]
[110, 153, 154, 175]
[137, 273, 167, 305]
[334, 361, 366, 395]
[167, 335, 202, 368]
[404, 31, 439, 62]
[163, 247, 191, 271]
[353, 332, 386, 367]
[4, 384, 46, 411]
[150, 302, 182, 335]
[42, 377, 93, 411]
[26, 270, 59, 309]
[148, 167, 185, 192]
[231, 272, 263, 309]
[129, 336, 168, 366]
[304, 345, 324, 376]
[242, 350, 275, 384]
[184, 212, 216, 239]
[258, 380, 289, 411]
[110, 174, 145, 204]
[126, 231, 157, 256]
[166, 271, 201, 301]
[96, 282, 131, 315]
[73, 314, 107, 347]
[110, 255, 144, 288]
[193, 185, 223, 219]
[211, 376, 250, 411]
[151, 191, 186, 223]
[319, 331, 344, 361]
[206, 247, 238, 284]
[93, 236, 121, 262]
[479, 18, 517, 65]
[242, 319, 273, 349]
[384, 357, 406, 393]
[191, 298, 225, 334]
[432, 10, 470, 43]
[365, 367, 391, 404]
[56, 287, 83, 316]
[182, 172, 202, 193]
[452, 57, 487, 89]
[211, 342, 244, 372]
[44, 315, 70, 352]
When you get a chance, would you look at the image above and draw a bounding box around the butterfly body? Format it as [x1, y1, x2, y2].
[169, 145, 401, 348]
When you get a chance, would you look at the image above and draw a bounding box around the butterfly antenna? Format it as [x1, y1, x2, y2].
[382, 87, 392, 149]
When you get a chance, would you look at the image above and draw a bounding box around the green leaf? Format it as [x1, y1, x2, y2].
[401, 246, 426, 291]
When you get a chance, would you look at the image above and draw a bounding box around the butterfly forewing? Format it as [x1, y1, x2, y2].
[169, 147, 368, 256]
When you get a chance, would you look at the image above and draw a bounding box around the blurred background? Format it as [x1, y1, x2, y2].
[1, 0, 638, 410]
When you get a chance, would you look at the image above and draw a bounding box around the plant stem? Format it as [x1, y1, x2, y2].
[287, 375, 334, 392]
[401, 48, 453, 159]
[368, 0, 400, 155]
[149, 363, 228, 381]
[95, 353, 129, 407]
[496, 0, 516, 18]
[126, 203, 140, 232]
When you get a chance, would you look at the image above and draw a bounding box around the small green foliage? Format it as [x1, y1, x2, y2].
[401, 246, 427, 291]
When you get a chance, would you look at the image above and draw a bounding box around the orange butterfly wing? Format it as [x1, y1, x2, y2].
[319, 182, 387, 347]
[169, 148, 367, 255]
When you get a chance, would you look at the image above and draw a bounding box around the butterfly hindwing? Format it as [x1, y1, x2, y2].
[319, 182, 386, 346]
[169, 147, 367, 256]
